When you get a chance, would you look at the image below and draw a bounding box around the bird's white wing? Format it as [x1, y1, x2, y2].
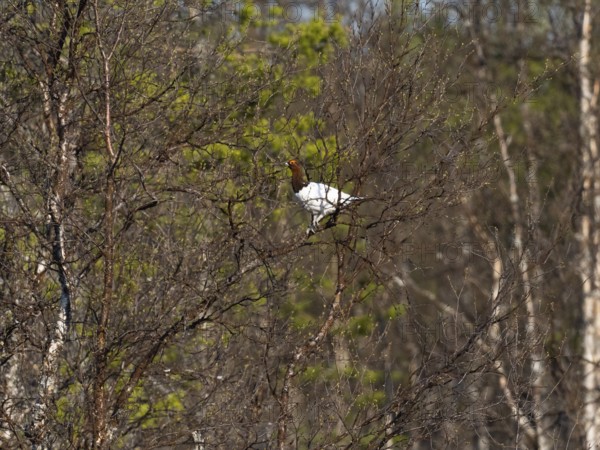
[295, 182, 355, 214]
[294, 182, 360, 233]
[295, 183, 332, 215]
[323, 183, 355, 205]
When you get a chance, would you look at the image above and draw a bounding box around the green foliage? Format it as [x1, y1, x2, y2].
[154, 390, 185, 414]
[128, 385, 151, 424]
[363, 368, 383, 385]
[348, 314, 375, 337]
[126, 385, 185, 430]
[302, 364, 324, 382]
[355, 390, 386, 408]
[269, 18, 347, 66]
[388, 304, 407, 320]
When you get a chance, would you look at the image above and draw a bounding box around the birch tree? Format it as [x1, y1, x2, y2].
[578, 0, 600, 447]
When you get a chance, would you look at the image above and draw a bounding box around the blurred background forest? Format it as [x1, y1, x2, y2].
[1, 0, 599, 448]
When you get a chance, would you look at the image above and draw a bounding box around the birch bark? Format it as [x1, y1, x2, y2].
[578, 0, 600, 447]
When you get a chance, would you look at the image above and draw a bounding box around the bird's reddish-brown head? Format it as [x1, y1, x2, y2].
[286, 159, 302, 169]
[285, 159, 308, 193]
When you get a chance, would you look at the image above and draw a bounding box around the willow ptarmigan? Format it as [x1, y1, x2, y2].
[285, 159, 360, 235]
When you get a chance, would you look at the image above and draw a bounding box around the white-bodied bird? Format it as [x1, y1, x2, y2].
[285, 159, 361, 235]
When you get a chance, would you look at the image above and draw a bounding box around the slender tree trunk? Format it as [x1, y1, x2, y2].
[493, 109, 553, 450]
[29, 69, 74, 450]
[92, 2, 120, 445]
[332, 332, 351, 436]
[519, 84, 555, 450]
[578, 0, 600, 448]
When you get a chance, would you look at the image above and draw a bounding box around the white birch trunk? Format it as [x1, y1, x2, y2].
[579, 0, 600, 448]
[29, 79, 73, 448]
[494, 110, 553, 450]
